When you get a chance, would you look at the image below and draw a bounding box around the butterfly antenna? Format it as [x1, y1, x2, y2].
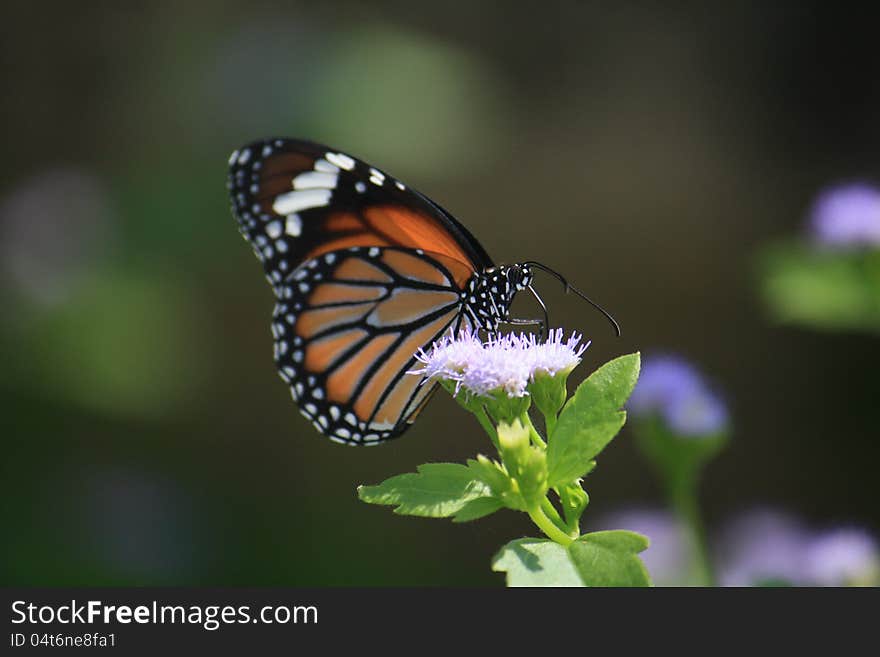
[524, 261, 622, 337]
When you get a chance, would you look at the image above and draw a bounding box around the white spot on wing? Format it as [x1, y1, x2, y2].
[237, 148, 251, 165]
[293, 171, 338, 190]
[273, 189, 332, 215]
[314, 158, 340, 173]
[326, 152, 356, 171]
[285, 213, 303, 237]
[355, 181, 367, 193]
[266, 220, 282, 239]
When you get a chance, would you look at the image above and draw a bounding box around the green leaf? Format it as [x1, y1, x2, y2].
[452, 496, 504, 522]
[492, 531, 651, 587]
[567, 531, 653, 587]
[466, 456, 511, 495]
[546, 353, 640, 486]
[357, 463, 496, 519]
[492, 539, 584, 586]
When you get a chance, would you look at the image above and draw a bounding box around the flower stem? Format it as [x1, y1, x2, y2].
[520, 412, 546, 449]
[540, 497, 576, 538]
[528, 504, 574, 546]
[668, 474, 714, 586]
[544, 412, 557, 440]
[474, 406, 499, 449]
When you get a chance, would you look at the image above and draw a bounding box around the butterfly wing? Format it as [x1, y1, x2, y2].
[227, 138, 491, 444]
[275, 246, 473, 444]
[227, 137, 493, 290]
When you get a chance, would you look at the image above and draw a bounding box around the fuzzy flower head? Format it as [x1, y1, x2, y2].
[410, 328, 589, 401]
[808, 182, 880, 249]
[628, 354, 728, 438]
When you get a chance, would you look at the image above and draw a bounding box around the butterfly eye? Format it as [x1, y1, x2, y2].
[506, 266, 525, 289]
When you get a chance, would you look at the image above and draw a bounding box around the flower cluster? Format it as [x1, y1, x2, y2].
[602, 506, 880, 587]
[808, 182, 880, 249]
[627, 355, 728, 437]
[716, 509, 880, 587]
[410, 328, 589, 399]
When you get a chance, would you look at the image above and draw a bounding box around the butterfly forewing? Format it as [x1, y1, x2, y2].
[227, 138, 492, 288]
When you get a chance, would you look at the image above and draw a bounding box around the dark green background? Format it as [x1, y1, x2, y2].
[2, 1, 878, 585]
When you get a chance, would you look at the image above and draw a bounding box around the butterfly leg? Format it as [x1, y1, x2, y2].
[500, 317, 546, 340]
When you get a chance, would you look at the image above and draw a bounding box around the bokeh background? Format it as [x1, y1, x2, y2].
[2, 1, 878, 586]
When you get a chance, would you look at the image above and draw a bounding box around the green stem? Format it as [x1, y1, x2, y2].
[540, 497, 575, 537]
[528, 505, 574, 546]
[668, 473, 714, 586]
[520, 412, 546, 449]
[474, 406, 499, 450]
[544, 412, 557, 440]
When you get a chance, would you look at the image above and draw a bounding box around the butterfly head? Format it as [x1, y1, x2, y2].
[466, 263, 534, 331]
[504, 262, 534, 292]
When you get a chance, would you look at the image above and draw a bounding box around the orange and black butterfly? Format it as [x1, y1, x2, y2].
[227, 138, 618, 445]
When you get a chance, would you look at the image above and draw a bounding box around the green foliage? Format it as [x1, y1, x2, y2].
[357, 463, 496, 522]
[546, 353, 640, 487]
[759, 244, 880, 333]
[492, 531, 652, 587]
[359, 352, 649, 586]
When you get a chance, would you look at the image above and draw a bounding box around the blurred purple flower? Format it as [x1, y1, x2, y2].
[599, 508, 693, 586]
[716, 509, 880, 587]
[410, 328, 588, 398]
[628, 355, 728, 437]
[804, 527, 879, 586]
[715, 508, 810, 586]
[808, 183, 880, 249]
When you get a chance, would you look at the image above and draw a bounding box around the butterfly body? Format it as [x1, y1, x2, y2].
[228, 138, 534, 444]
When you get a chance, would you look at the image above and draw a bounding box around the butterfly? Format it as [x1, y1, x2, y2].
[227, 138, 618, 445]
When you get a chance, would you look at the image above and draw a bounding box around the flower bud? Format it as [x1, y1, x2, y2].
[516, 447, 549, 507]
[485, 390, 531, 425]
[497, 419, 530, 458]
[528, 370, 569, 421]
[498, 420, 548, 507]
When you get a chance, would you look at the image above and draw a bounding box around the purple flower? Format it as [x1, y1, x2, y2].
[715, 509, 880, 587]
[804, 528, 879, 586]
[528, 328, 590, 377]
[628, 355, 729, 437]
[715, 509, 811, 586]
[808, 183, 880, 249]
[410, 328, 589, 398]
[599, 508, 693, 586]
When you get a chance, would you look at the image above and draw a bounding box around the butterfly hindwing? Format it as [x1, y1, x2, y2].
[272, 246, 471, 444]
